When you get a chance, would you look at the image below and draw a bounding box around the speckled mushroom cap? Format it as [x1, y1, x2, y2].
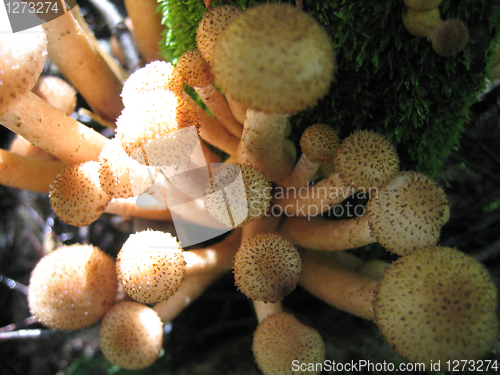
[366, 171, 450, 256]
[115, 90, 199, 155]
[50, 161, 111, 227]
[203, 164, 272, 228]
[176, 49, 214, 88]
[196, 5, 242, 64]
[98, 138, 157, 198]
[0, 33, 47, 117]
[374, 246, 499, 366]
[99, 301, 163, 370]
[211, 3, 335, 114]
[253, 312, 325, 375]
[334, 130, 400, 190]
[28, 244, 116, 330]
[300, 123, 340, 163]
[116, 230, 186, 304]
[234, 233, 301, 303]
[120, 60, 183, 104]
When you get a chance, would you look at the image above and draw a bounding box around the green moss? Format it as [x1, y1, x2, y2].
[158, 0, 500, 176]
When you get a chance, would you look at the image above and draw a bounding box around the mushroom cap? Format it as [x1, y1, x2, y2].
[404, 0, 443, 11]
[300, 123, 340, 163]
[99, 301, 163, 370]
[431, 19, 469, 57]
[0, 33, 47, 117]
[120, 60, 183, 105]
[334, 130, 400, 190]
[203, 164, 272, 228]
[116, 230, 186, 304]
[28, 244, 116, 330]
[115, 90, 199, 155]
[196, 5, 242, 63]
[98, 138, 157, 198]
[176, 49, 214, 88]
[234, 233, 301, 303]
[374, 246, 499, 366]
[50, 161, 111, 227]
[211, 3, 335, 114]
[366, 171, 450, 256]
[253, 312, 325, 375]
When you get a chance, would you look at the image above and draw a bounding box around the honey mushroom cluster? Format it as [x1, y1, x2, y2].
[0, 1, 498, 374]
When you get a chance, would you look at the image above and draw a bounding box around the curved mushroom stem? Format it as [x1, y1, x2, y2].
[42, 9, 124, 121]
[299, 248, 379, 320]
[238, 109, 296, 182]
[253, 300, 283, 323]
[0, 92, 109, 164]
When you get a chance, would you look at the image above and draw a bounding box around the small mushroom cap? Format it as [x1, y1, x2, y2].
[234, 233, 301, 303]
[176, 49, 214, 88]
[0, 33, 47, 117]
[367, 171, 450, 256]
[374, 246, 499, 366]
[196, 5, 242, 63]
[116, 230, 186, 304]
[28, 244, 117, 330]
[334, 130, 400, 190]
[300, 123, 340, 163]
[431, 19, 469, 57]
[253, 312, 325, 375]
[212, 3, 335, 114]
[99, 301, 163, 370]
[50, 161, 111, 227]
[203, 164, 272, 228]
[98, 138, 157, 198]
[120, 60, 183, 105]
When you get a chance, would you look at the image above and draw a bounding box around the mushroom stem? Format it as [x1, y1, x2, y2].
[0, 92, 108, 164]
[104, 197, 172, 220]
[123, 0, 165, 63]
[42, 10, 124, 121]
[0, 149, 66, 194]
[225, 92, 247, 125]
[253, 300, 283, 323]
[238, 109, 296, 182]
[299, 248, 378, 320]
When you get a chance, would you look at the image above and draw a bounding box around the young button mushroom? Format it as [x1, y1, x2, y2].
[50, 161, 111, 227]
[403, 7, 469, 57]
[99, 301, 163, 370]
[253, 312, 325, 375]
[233, 233, 302, 303]
[211, 3, 335, 181]
[276, 123, 340, 189]
[279, 171, 449, 255]
[28, 244, 117, 330]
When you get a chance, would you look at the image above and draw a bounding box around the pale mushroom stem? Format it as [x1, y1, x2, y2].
[0, 149, 66, 194]
[238, 109, 295, 182]
[0, 92, 108, 164]
[182, 93, 239, 155]
[253, 300, 283, 323]
[42, 10, 124, 121]
[279, 215, 375, 251]
[276, 154, 320, 189]
[299, 248, 379, 320]
[225, 92, 247, 125]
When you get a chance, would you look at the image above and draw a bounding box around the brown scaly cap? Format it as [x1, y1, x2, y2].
[50, 161, 111, 227]
[334, 130, 400, 190]
[0, 33, 47, 117]
[374, 246, 499, 366]
[196, 5, 242, 64]
[234, 233, 301, 303]
[99, 301, 163, 370]
[28, 244, 116, 330]
[253, 312, 325, 375]
[212, 3, 335, 114]
[176, 49, 214, 88]
[366, 171, 450, 256]
[116, 230, 186, 304]
[300, 123, 340, 163]
[203, 164, 272, 228]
